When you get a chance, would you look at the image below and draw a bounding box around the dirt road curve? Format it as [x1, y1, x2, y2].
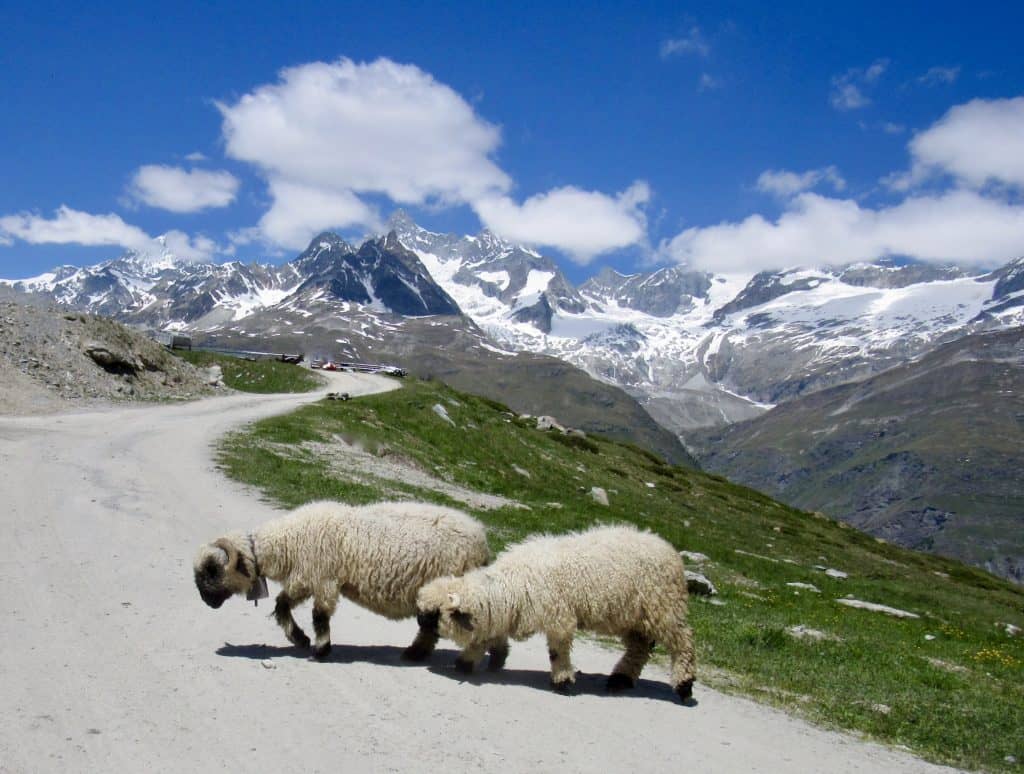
[0, 374, 957, 773]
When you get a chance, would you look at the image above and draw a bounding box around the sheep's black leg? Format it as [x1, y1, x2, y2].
[486, 637, 510, 671]
[607, 631, 655, 692]
[311, 603, 333, 661]
[402, 609, 439, 661]
[454, 642, 487, 673]
[274, 590, 310, 650]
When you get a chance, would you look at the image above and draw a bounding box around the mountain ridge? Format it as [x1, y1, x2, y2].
[692, 327, 1024, 582]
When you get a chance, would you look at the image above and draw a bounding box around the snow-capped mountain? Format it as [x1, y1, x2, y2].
[384, 215, 1024, 434]
[0, 226, 693, 465]
[4, 216, 1023, 443]
[386, 210, 586, 332]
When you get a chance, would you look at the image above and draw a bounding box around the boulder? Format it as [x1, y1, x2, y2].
[786, 582, 821, 593]
[836, 598, 919, 619]
[537, 415, 566, 433]
[432, 403, 455, 426]
[84, 342, 141, 373]
[204, 365, 224, 387]
[685, 570, 717, 596]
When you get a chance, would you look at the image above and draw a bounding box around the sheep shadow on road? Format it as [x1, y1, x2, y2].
[216, 642, 696, 706]
[216, 641, 464, 668]
[426, 663, 696, 707]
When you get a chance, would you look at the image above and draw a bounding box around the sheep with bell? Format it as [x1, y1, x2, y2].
[193, 500, 504, 663]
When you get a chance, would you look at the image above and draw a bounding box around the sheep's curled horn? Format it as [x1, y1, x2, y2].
[214, 538, 249, 577]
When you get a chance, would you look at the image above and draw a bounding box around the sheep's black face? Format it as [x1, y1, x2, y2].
[194, 556, 233, 609]
[199, 588, 233, 609]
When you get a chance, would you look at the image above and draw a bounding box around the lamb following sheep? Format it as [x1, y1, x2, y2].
[193, 500, 504, 663]
[417, 524, 696, 702]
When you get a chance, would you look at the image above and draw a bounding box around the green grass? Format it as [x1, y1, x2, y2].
[216, 377, 1024, 772]
[174, 350, 324, 393]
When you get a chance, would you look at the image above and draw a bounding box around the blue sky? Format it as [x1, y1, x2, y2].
[2, 1, 1023, 283]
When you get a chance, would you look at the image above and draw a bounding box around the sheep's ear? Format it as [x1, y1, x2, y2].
[451, 610, 474, 632]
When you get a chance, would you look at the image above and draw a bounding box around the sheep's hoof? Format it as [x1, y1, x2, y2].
[454, 657, 475, 674]
[311, 643, 332, 661]
[606, 673, 635, 693]
[552, 677, 574, 693]
[487, 646, 509, 672]
[401, 643, 432, 662]
[290, 631, 311, 650]
[675, 679, 694, 702]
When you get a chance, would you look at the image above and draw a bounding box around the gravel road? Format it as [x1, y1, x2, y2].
[0, 373, 959, 773]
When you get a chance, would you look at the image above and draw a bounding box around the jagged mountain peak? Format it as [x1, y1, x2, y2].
[386, 208, 421, 233]
[305, 231, 356, 253]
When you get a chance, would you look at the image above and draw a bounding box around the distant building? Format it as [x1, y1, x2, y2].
[154, 332, 193, 350]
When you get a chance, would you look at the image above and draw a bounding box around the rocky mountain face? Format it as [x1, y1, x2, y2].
[692, 328, 1024, 583]
[581, 266, 713, 317]
[0, 228, 692, 466]
[386, 217, 1023, 439]
[386, 210, 587, 333]
[9, 218, 1021, 441]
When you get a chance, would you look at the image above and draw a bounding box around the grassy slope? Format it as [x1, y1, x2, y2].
[216, 378, 1024, 772]
[175, 351, 325, 394]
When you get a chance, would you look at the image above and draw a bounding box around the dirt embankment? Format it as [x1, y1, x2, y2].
[0, 295, 219, 415]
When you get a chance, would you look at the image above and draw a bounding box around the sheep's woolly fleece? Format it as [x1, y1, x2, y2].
[419, 525, 696, 695]
[217, 500, 488, 617]
[194, 500, 491, 658]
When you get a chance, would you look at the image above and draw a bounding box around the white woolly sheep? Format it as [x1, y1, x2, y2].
[417, 524, 696, 701]
[193, 500, 506, 663]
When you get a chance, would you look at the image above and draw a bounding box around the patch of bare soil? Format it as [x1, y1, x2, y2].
[299, 436, 526, 511]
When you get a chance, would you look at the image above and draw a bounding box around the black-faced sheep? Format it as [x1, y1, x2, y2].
[193, 500, 503, 663]
[417, 524, 696, 702]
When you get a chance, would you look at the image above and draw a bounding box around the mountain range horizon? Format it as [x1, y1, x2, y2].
[2, 209, 1022, 582]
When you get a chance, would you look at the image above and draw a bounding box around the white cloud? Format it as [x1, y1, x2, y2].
[830, 59, 889, 110]
[698, 73, 722, 92]
[184, 151, 208, 162]
[128, 165, 240, 213]
[160, 230, 220, 261]
[257, 180, 382, 251]
[474, 182, 650, 263]
[756, 166, 846, 198]
[917, 66, 960, 86]
[897, 96, 1024, 190]
[864, 60, 888, 82]
[831, 83, 869, 110]
[660, 189, 1024, 272]
[0, 205, 152, 250]
[881, 122, 906, 135]
[661, 27, 710, 59]
[218, 57, 509, 246]
[217, 56, 648, 258]
[0, 205, 218, 261]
